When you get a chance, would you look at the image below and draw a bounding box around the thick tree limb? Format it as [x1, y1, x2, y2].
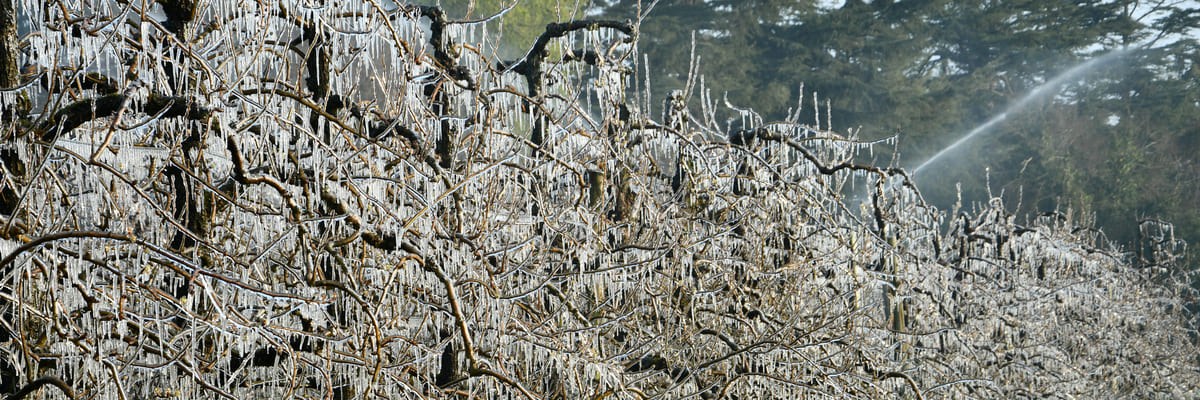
[407, 6, 474, 88]
[500, 19, 634, 147]
[0, 0, 18, 89]
[698, 328, 741, 352]
[505, 20, 635, 91]
[300, 24, 330, 99]
[0, 230, 135, 272]
[38, 95, 211, 142]
[877, 371, 925, 400]
[4, 376, 75, 400]
[158, 0, 199, 37]
[225, 136, 302, 221]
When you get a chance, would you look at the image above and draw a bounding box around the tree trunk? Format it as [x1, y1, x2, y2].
[0, 0, 17, 89]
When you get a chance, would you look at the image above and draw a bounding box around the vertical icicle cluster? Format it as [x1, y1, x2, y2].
[0, 1, 1195, 399]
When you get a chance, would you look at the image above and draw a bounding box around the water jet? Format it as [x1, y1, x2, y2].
[911, 48, 1130, 176]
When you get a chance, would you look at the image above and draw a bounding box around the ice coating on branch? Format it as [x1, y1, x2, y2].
[0, 1, 1195, 399]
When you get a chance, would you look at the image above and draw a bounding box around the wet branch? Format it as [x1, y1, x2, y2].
[158, 0, 199, 38]
[406, 6, 474, 88]
[402, 241, 536, 399]
[505, 19, 635, 94]
[226, 136, 303, 221]
[38, 94, 211, 142]
[0, 0, 20, 89]
[501, 19, 634, 147]
[4, 376, 75, 400]
[754, 129, 907, 180]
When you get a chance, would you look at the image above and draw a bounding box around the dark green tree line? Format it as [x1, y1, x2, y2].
[597, 0, 1199, 263]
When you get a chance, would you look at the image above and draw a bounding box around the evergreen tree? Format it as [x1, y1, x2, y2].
[596, 0, 1198, 264]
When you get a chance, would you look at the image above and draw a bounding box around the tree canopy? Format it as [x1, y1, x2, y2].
[0, 1, 1197, 399]
[596, 0, 1200, 257]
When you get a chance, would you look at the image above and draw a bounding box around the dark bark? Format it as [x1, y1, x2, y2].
[229, 347, 285, 369]
[625, 354, 668, 373]
[361, 7, 465, 172]
[0, 184, 15, 216]
[0, 356, 13, 394]
[161, 165, 196, 298]
[164, 166, 195, 252]
[733, 163, 755, 196]
[607, 171, 634, 222]
[0, 52, 14, 343]
[416, 6, 473, 88]
[429, 84, 455, 169]
[435, 330, 458, 388]
[671, 154, 686, 194]
[3, 376, 74, 400]
[362, 232, 397, 251]
[158, 0, 198, 38]
[728, 128, 760, 147]
[39, 94, 211, 142]
[156, 0, 199, 92]
[698, 328, 740, 352]
[0, 303, 10, 341]
[0, 0, 18, 89]
[300, 24, 330, 100]
[505, 20, 635, 96]
[500, 19, 634, 148]
[561, 49, 602, 66]
[225, 136, 303, 221]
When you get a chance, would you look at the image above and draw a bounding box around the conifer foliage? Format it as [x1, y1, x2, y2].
[0, 1, 1196, 399]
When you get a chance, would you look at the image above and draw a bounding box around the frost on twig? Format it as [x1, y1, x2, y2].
[0, 1, 1195, 399]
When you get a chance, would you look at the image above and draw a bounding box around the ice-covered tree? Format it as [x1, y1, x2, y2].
[0, 1, 1196, 399]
